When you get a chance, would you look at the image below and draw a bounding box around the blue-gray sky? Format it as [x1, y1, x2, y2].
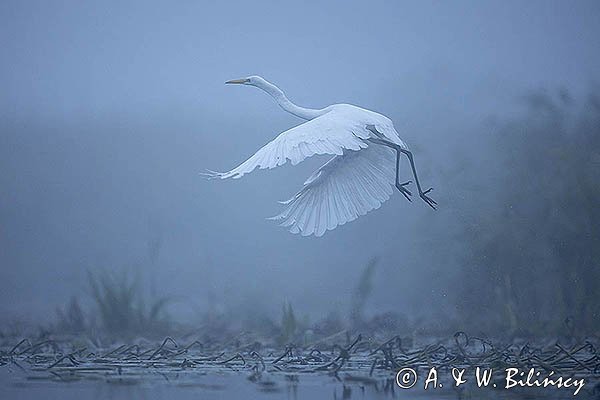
[1, 0, 599, 323]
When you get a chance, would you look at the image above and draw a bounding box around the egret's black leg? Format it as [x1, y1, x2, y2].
[394, 148, 412, 201]
[368, 137, 412, 202]
[399, 149, 436, 209]
[367, 136, 436, 209]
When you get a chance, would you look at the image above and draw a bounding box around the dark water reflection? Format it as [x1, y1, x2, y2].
[1, 368, 592, 400]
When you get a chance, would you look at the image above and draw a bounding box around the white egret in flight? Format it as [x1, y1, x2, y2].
[205, 76, 436, 237]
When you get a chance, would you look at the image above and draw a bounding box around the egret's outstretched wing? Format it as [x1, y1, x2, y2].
[206, 109, 371, 179]
[270, 145, 396, 237]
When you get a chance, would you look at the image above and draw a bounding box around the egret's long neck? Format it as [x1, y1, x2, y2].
[255, 80, 325, 120]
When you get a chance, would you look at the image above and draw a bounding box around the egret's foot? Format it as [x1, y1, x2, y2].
[395, 180, 412, 201]
[419, 188, 437, 209]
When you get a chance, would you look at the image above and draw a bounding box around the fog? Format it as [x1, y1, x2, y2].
[1, 0, 599, 336]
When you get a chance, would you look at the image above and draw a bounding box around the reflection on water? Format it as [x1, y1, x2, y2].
[2, 368, 594, 400]
[2, 369, 395, 400]
[2, 334, 598, 399]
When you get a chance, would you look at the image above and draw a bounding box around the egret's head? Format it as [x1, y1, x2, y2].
[225, 75, 267, 87]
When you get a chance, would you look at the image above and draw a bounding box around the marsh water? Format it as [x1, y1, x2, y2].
[1, 367, 588, 400]
[1, 334, 597, 400]
[2, 370, 392, 400]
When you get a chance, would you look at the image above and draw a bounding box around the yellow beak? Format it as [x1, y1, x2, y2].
[225, 78, 249, 84]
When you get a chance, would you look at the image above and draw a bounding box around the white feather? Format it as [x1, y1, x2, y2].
[269, 145, 396, 236]
[207, 107, 375, 180]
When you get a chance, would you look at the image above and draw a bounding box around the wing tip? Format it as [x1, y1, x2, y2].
[199, 169, 223, 180]
[200, 168, 245, 180]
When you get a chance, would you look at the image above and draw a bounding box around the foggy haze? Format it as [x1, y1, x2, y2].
[1, 0, 599, 330]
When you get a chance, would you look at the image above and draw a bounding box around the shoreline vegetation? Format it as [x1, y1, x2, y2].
[0, 331, 598, 398]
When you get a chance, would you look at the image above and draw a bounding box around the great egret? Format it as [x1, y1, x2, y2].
[205, 76, 436, 237]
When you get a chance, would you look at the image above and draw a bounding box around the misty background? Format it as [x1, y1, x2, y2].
[1, 1, 599, 337]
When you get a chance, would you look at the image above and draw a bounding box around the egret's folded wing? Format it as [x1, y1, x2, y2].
[270, 145, 396, 237]
[208, 109, 370, 179]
